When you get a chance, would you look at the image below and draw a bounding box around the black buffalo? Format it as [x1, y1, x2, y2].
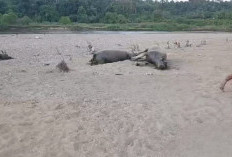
[89, 50, 135, 65]
[146, 51, 167, 70]
[132, 50, 167, 70]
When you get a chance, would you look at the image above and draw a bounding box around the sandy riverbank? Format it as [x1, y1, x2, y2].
[0, 32, 232, 157]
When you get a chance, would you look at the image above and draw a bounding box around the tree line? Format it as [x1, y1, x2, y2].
[1, 0, 232, 25]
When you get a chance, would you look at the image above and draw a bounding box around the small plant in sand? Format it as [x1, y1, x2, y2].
[185, 40, 192, 47]
[196, 40, 207, 47]
[201, 40, 207, 45]
[56, 60, 70, 73]
[130, 44, 140, 53]
[174, 42, 181, 48]
[166, 41, 170, 49]
[55, 48, 70, 72]
[87, 41, 95, 54]
[0, 50, 13, 60]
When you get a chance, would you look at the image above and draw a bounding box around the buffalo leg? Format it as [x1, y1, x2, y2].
[131, 49, 148, 61]
[131, 52, 147, 61]
[135, 61, 150, 66]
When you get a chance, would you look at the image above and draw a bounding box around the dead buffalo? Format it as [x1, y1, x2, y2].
[132, 50, 167, 70]
[90, 50, 135, 65]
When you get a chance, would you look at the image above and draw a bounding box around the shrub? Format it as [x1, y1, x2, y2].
[153, 10, 163, 22]
[117, 14, 127, 24]
[77, 6, 88, 23]
[104, 12, 117, 23]
[59, 16, 72, 25]
[88, 16, 98, 23]
[34, 15, 42, 23]
[107, 24, 121, 30]
[77, 14, 88, 23]
[0, 13, 2, 23]
[17, 16, 32, 25]
[69, 14, 78, 22]
[0, 24, 7, 30]
[104, 12, 128, 24]
[2, 12, 17, 25]
[39, 5, 59, 22]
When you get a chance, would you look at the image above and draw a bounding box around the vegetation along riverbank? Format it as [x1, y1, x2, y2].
[1, 0, 232, 32]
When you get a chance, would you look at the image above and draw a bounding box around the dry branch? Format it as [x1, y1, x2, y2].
[56, 60, 70, 73]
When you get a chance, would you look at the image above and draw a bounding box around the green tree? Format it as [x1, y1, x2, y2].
[17, 16, 32, 25]
[56, 1, 79, 16]
[117, 14, 127, 24]
[0, 13, 2, 24]
[104, 12, 128, 24]
[17, 0, 32, 17]
[104, 12, 118, 23]
[217, 12, 226, 19]
[153, 10, 163, 22]
[0, 1, 8, 14]
[69, 14, 78, 22]
[39, 5, 58, 22]
[1, 0, 232, 27]
[59, 16, 72, 25]
[2, 12, 17, 25]
[77, 6, 88, 23]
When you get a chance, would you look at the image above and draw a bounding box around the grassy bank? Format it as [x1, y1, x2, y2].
[1, 19, 232, 33]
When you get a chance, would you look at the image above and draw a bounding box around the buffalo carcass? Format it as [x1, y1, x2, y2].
[89, 50, 143, 65]
[131, 50, 167, 70]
